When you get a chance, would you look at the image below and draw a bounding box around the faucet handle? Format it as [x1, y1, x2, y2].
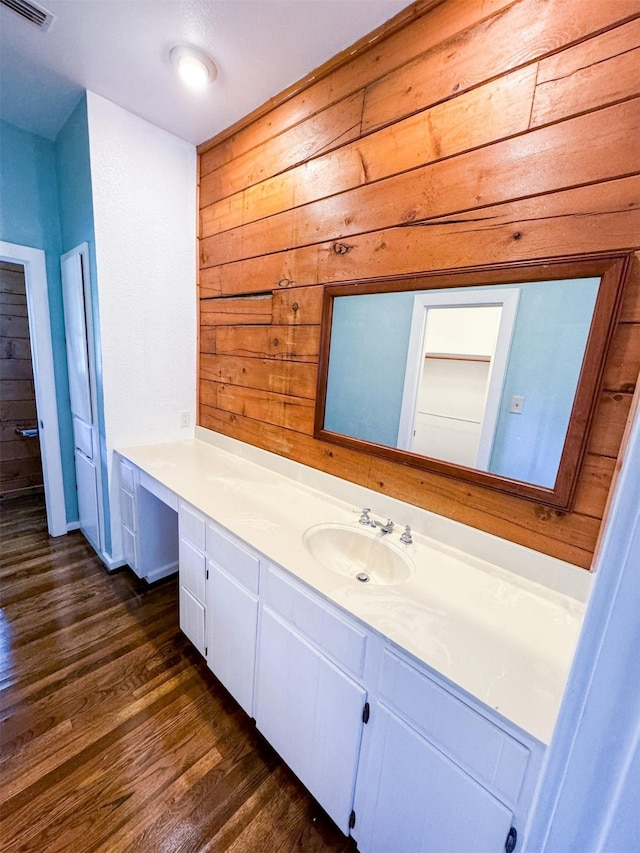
[400, 525, 413, 544]
[358, 508, 372, 525]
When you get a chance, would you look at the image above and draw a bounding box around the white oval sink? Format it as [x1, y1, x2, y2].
[303, 523, 414, 585]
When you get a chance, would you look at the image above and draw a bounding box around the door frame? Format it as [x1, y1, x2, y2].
[0, 241, 67, 536]
[397, 289, 520, 469]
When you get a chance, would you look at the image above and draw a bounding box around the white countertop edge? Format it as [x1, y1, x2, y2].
[195, 426, 592, 604]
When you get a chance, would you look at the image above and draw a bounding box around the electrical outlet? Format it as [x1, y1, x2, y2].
[179, 410, 190, 428]
[509, 395, 525, 414]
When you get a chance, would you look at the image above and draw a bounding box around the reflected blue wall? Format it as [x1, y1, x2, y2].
[325, 291, 416, 445]
[324, 279, 600, 487]
[488, 278, 599, 487]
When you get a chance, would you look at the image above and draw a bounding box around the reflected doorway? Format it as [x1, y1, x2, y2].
[398, 290, 519, 468]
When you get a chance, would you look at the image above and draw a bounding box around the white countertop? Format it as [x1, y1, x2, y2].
[117, 437, 587, 744]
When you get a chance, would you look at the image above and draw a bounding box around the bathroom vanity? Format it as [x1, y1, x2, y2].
[115, 435, 588, 852]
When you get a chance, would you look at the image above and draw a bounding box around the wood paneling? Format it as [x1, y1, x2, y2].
[0, 264, 42, 499]
[0, 496, 356, 852]
[197, 1, 640, 569]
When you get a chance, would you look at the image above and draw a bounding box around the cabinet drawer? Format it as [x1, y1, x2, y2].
[263, 564, 367, 678]
[179, 502, 206, 550]
[179, 538, 206, 604]
[120, 488, 135, 531]
[380, 649, 530, 803]
[207, 523, 260, 594]
[122, 524, 137, 569]
[119, 459, 136, 494]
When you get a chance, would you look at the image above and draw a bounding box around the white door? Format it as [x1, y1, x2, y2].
[207, 562, 259, 716]
[255, 606, 366, 834]
[398, 289, 519, 470]
[359, 704, 514, 853]
[61, 244, 103, 553]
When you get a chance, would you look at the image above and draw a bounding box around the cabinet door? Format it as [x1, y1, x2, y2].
[358, 704, 514, 853]
[179, 538, 206, 604]
[255, 606, 366, 835]
[207, 562, 258, 716]
[179, 586, 206, 657]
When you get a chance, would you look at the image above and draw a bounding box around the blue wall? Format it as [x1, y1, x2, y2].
[325, 280, 599, 486]
[0, 118, 77, 520]
[489, 278, 599, 487]
[325, 291, 416, 445]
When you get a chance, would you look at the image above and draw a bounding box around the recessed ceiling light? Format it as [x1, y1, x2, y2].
[170, 45, 217, 91]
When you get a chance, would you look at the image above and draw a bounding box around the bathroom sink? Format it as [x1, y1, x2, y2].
[303, 523, 414, 585]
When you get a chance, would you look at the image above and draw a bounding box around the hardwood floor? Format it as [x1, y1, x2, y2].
[0, 495, 357, 852]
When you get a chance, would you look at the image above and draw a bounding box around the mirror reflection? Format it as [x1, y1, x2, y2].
[323, 277, 600, 489]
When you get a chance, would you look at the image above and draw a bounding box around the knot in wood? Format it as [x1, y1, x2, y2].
[333, 242, 353, 255]
[292, 302, 299, 313]
[513, 231, 523, 240]
[278, 278, 294, 288]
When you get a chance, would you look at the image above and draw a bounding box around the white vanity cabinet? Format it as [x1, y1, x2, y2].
[354, 648, 543, 853]
[206, 520, 260, 716]
[255, 563, 370, 835]
[118, 454, 178, 583]
[178, 501, 207, 657]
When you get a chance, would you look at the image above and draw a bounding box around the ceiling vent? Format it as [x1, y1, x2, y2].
[1, 0, 55, 31]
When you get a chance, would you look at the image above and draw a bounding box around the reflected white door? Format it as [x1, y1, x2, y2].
[61, 244, 103, 553]
[398, 290, 519, 470]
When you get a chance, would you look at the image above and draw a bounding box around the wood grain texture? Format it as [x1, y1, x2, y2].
[0, 496, 356, 853]
[198, 1, 640, 568]
[1, 264, 42, 498]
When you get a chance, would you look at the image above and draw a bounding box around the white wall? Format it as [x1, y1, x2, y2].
[86, 91, 197, 560]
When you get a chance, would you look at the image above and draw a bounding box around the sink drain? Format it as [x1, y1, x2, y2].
[356, 572, 370, 583]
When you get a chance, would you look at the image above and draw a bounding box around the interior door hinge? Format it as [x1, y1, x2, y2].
[349, 810, 356, 830]
[362, 702, 370, 724]
[505, 826, 517, 853]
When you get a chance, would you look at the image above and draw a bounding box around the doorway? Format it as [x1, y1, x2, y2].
[0, 261, 44, 498]
[397, 289, 519, 469]
[0, 241, 66, 536]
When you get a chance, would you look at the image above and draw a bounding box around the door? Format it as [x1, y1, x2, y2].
[61, 244, 102, 553]
[358, 704, 514, 853]
[397, 290, 519, 469]
[0, 261, 44, 498]
[255, 606, 366, 834]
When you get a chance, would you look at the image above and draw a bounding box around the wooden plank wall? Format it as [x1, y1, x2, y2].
[0, 262, 44, 499]
[197, 0, 640, 569]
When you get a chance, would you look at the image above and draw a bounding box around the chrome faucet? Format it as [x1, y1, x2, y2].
[357, 508, 394, 534]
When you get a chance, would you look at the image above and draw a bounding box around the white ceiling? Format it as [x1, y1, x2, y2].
[0, 0, 410, 146]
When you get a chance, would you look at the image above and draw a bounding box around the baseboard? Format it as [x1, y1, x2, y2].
[146, 560, 179, 584]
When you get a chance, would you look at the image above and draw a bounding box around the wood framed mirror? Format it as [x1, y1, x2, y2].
[314, 254, 630, 509]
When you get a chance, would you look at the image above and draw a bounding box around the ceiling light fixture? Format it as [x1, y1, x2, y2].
[170, 45, 217, 91]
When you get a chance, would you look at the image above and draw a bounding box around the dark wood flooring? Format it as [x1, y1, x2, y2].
[0, 494, 358, 852]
